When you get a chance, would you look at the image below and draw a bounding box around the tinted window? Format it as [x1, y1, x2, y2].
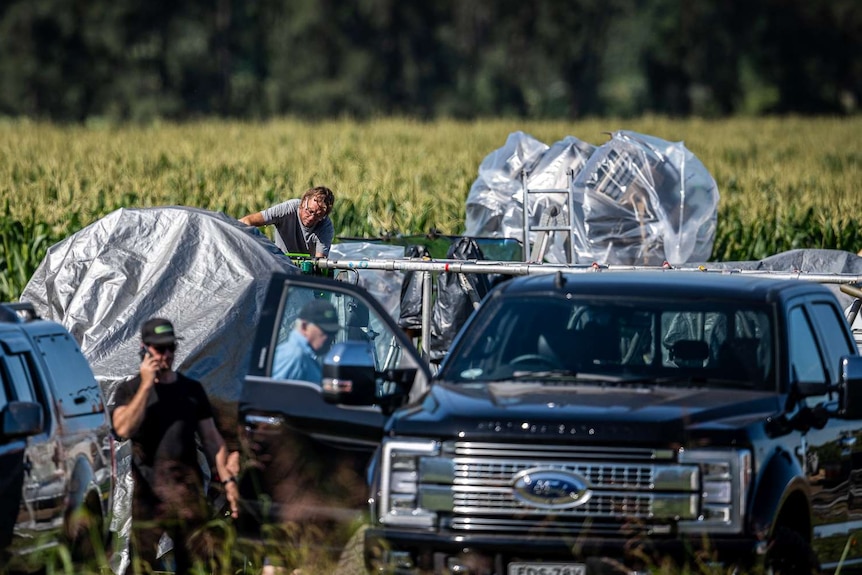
[0, 359, 7, 412]
[32, 333, 103, 417]
[440, 295, 775, 390]
[4, 352, 37, 402]
[788, 307, 828, 385]
[810, 301, 855, 383]
[270, 285, 417, 384]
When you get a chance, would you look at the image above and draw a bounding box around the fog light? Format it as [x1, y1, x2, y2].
[388, 550, 414, 570]
[447, 556, 476, 574]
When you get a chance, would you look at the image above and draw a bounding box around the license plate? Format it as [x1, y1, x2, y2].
[507, 562, 586, 575]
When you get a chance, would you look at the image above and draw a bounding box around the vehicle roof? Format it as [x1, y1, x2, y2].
[493, 271, 833, 304]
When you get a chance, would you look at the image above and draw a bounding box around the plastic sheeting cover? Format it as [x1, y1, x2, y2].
[21, 206, 298, 402]
[692, 249, 862, 309]
[328, 242, 405, 319]
[20, 206, 298, 574]
[465, 130, 719, 266]
[464, 131, 594, 264]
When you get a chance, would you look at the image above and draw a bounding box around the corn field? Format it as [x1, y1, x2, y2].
[1, 116, 860, 302]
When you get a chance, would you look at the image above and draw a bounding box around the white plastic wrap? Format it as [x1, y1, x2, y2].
[465, 130, 719, 265]
[576, 130, 719, 265]
[328, 241, 405, 317]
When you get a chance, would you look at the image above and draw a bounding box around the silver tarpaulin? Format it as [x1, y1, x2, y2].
[21, 206, 298, 574]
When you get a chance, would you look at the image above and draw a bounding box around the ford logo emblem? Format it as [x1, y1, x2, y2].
[511, 468, 592, 509]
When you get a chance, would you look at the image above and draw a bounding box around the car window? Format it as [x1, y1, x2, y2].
[788, 306, 828, 385]
[810, 301, 855, 383]
[440, 295, 775, 390]
[270, 284, 414, 384]
[3, 352, 38, 402]
[0, 362, 8, 413]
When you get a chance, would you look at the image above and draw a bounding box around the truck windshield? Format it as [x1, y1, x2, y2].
[440, 295, 775, 391]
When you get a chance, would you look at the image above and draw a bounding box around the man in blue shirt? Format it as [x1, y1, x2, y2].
[272, 299, 341, 382]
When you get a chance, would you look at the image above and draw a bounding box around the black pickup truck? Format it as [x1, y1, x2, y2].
[0, 303, 114, 573]
[238, 270, 862, 575]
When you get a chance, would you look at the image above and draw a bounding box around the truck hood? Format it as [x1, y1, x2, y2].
[389, 381, 785, 443]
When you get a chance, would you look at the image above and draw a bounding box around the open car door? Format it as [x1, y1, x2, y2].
[236, 273, 431, 531]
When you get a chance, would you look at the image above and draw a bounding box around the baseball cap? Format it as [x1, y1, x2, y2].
[299, 300, 341, 334]
[141, 318, 182, 345]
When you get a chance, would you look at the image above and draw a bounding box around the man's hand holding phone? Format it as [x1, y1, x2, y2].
[139, 347, 160, 387]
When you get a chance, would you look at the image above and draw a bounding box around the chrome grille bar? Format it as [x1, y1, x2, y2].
[447, 517, 657, 535]
[448, 441, 674, 461]
[453, 460, 656, 489]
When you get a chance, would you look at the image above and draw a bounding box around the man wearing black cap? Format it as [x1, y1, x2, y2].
[111, 318, 239, 574]
[272, 299, 341, 382]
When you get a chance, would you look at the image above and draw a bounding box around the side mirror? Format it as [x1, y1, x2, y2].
[322, 341, 378, 406]
[1, 401, 44, 440]
[839, 355, 862, 419]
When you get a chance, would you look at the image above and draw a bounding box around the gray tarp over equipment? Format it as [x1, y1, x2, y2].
[21, 206, 298, 403]
[21, 206, 298, 574]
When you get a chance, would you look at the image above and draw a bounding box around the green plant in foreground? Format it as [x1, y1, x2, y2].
[0, 206, 58, 301]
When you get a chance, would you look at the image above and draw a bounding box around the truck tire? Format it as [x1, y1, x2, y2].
[335, 524, 369, 575]
[767, 526, 820, 575]
[65, 504, 104, 564]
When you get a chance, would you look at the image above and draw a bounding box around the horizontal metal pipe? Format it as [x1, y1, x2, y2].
[841, 284, 862, 298]
[315, 258, 862, 285]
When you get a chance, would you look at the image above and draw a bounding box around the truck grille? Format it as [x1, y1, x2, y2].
[439, 441, 697, 527]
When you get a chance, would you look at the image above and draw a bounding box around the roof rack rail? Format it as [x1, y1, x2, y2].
[0, 302, 40, 323]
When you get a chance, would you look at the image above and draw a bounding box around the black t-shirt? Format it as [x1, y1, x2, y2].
[112, 372, 213, 481]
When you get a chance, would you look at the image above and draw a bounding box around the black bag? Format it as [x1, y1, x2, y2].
[398, 244, 432, 332]
[429, 238, 490, 361]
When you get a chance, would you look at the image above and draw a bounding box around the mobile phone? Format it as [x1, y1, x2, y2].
[139, 347, 149, 360]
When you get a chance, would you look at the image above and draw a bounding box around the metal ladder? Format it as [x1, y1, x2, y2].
[521, 168, 578, 263]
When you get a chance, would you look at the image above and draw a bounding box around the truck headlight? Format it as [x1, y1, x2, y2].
[678, 448, 752, 534]
[378, 439, 440, 528]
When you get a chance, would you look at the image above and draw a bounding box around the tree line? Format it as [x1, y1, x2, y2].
[0, 0, 858, 122]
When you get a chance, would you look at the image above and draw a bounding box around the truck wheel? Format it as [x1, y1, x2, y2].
[767, 526, 820, 575]
[334, 524, 369, 575]
[66, 505, 105, 564]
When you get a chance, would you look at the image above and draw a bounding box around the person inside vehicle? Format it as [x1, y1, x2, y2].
[110, 318, 240, 574]
[239, 185, 335, 257]
[272, 299, 341, 382]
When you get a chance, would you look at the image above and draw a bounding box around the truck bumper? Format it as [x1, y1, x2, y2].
[365, 528, 765, 575]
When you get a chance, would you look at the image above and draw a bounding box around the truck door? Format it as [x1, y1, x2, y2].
[237, 274, 431, 528]
[0, 351, 29, 559]
[0, 336, 65, 552]
[241, 274, 429, 447]
[788, 305, 862, 568]
[804, 300, 862, 566]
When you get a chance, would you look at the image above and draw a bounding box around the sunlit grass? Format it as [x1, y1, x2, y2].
[0, 115, 860, 300]
[21, 517, 351, 575]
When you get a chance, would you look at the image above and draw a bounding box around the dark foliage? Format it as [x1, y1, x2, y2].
[0, 0, 858, 121]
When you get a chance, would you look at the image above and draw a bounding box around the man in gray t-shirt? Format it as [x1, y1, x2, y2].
[239, 186, 335, 257]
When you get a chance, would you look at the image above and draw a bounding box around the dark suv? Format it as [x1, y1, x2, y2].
[0, 303, 113, 573]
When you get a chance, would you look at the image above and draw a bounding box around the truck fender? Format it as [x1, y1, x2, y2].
[748, 447, 811, 540]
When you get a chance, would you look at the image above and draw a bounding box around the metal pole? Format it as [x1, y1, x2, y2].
[841, 284, 862, 327]
[421, 270, 433, 358]
[522, 169, 529, 262]
[315, 257, 862, 285]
